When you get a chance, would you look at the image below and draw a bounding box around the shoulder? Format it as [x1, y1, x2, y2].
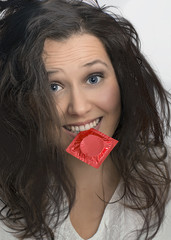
[104, 181, 143, 239]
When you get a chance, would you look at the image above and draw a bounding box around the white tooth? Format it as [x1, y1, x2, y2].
[92, 120, 96, 127]
[96, 118, 99, 124]
[68, 118, 100, 132]
[71, 126, 75, 132]
[85, 123, 90, 130]
[75, 126, 79, 131]
[80, 125, 85, 131]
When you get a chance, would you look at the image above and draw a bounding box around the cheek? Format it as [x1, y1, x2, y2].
[97, 84, 121, 114]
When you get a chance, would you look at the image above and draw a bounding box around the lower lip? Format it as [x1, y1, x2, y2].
[63, 117, 103, 138]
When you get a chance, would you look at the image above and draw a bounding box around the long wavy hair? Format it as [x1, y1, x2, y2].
[0, 0, 170, 239]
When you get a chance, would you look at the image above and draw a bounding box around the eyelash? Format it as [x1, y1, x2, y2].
[49, 73, 104, 93]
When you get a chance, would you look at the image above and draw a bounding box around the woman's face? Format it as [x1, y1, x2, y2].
[43, 34, 121, 148]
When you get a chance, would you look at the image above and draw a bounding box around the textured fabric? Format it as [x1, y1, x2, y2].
[0, 181, 142, 240]
[54, 180, 142, 240]
[1, 179, 171, 240]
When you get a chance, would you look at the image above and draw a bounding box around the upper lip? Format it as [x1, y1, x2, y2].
[63, 117, 102, 127]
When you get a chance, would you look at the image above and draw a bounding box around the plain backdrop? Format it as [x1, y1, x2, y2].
[97, 0, 171, 89]
[98, 0, 171, 144]
[99, 0, 171, 145]
[97, 1, 171, 239]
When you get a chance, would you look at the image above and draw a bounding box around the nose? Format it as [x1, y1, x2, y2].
[67, 87, 92, 116]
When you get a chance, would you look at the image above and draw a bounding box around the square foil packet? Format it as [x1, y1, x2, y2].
[66, 128, 118, 168]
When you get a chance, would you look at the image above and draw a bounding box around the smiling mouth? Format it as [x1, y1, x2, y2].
[63, 117, 103, 134]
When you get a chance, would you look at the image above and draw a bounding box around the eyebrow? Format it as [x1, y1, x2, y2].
[82, 59, 108, 68]
[47, 59, 109, 76]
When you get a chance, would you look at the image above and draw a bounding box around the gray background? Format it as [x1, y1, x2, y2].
[98, 0, 171, 146]
[97, 1, 171, 239]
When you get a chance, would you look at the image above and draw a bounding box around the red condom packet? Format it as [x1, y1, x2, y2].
[65, 128, 118, 168]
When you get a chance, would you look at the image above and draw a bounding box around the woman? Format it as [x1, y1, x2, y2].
[0, 0, 170, 239]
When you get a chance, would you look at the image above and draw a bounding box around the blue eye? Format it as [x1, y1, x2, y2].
[50, 83, 62, 92]
[87, 74, 103, 85]
[49, 73, 103, 93]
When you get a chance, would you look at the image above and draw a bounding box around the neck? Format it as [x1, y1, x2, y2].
[65, 154, 120, 201]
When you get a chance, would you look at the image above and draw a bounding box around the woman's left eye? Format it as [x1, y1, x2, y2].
[87, 74, 104, 85]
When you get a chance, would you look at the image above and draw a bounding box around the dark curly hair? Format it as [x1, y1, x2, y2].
[0, 0, 170, 239]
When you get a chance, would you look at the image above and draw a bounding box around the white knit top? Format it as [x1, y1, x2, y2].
[0, 179, 171, 240]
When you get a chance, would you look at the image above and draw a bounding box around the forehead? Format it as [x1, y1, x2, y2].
[42, 34, 111, 68]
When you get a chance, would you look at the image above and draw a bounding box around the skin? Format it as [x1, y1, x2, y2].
[43, 33, 121, 238]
